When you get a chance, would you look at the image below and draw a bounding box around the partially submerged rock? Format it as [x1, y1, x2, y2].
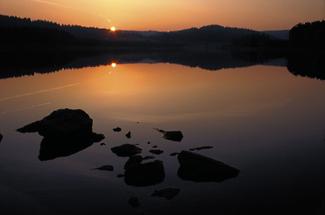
[125, 131, 131, 139]
[125, 160, 165, 187]
[0, 134, 2, 143]
[18, 109, 94, 137]
[111, 144, 142, 157]
[155, 129, 183, 142]
[94, 165, 114, 171]
[170, 152, 179, 157]
[152, 188, 180, 200]
[149, 149, 164, 155]
[128, 197, 140, 208]
[189, 146, 214, 151]
[177, 151, 239, 182]
[113, 127, 122, 132]
[17, 109, 105, 161]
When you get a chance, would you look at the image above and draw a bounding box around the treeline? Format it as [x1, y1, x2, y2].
[0, 14, 283, 50]
[289, 20, 325, 49]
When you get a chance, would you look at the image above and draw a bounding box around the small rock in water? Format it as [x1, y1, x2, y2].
[100, 142, 106, 146]
[170, 152, 179, 157]
[111, 144, 142, 157]
[152, 145, 158, 148]
[149, 149, 164, 155]
[154, 129, 183, 142]
[147, 141, 151, 145]
[94, 165, 114, 171]
[126, 131, 131, 139]
[152, 188, 180, 200]
[117, 174, 125, 178]
[189, 146, 213, 151]
[113, 127, 122, 132]
[0, 134, 2, 143]
[128, 197, 140, 208]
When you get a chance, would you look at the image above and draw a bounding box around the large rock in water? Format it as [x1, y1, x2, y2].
[17, 109, 94, 137]
[0, 134, 3, 143]
[17, 109, 105, 161]
[177, 151, 239, 182]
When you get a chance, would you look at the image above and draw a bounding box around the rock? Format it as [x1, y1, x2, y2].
[18, 109, 94, 137]
[149, 149, 164, 155]
[94, 165, 114, 171]
[152, 145, 158, 148]
[170, 152, 179, 157]
[128, 197, 140, 208]
[100, 142, 106, 146]
[113, 127, 122, 132]
[117, 174, 125, 178]
[0, 134, 2, 143]
[152, 188, 180, 200]
[125, 131, 131, 139]
[124, 155, 156, 170]
[17, 109, 105, 161]
[125, 160, 165, 187]
[147, 141, 151, 145]
[111, 144, 142, 157]
[177, 151, 239, 183]
[189, 146, 213, 151]
[155, 129, 183, 142]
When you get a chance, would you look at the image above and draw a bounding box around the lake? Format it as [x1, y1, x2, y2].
[0, 55, 324, 215]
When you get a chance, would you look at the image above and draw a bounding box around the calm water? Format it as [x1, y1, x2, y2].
[0, 60, 325, 215]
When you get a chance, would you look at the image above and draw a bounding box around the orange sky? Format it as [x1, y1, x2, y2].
[0, 0, 324, 30]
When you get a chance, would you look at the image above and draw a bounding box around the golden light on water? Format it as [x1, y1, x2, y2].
[110, 26, 116, 32]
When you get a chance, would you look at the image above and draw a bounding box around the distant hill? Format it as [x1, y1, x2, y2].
[263, 30, 289, 40]
[0, 14, 283, 50]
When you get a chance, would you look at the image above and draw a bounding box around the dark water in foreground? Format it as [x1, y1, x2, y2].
[0, 57, 325, 215]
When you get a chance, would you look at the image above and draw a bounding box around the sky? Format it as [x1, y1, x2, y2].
[0, 0, 324, 30]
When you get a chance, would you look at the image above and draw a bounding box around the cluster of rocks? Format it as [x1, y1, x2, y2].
[17, 108, 240, 209]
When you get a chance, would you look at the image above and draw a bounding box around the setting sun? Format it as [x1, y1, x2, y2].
[110, 26, 116, 32]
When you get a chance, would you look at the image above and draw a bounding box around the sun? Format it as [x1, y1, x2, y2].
[110, 26, 117, 32]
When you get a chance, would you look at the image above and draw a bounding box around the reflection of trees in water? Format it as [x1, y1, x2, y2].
[0, 50, 323, 80]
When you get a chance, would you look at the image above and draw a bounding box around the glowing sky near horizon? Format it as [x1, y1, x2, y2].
[0, 0, 324, 30]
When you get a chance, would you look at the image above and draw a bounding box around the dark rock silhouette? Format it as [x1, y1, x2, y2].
[0, 134, 2, 143]
[152, 188, 180, 200]
[113, 127, 122, 132]
[149, 149, 164, 155]
[17, 109, 105, 161]
[125, 131, 131, 139]
[152, 145, 158, 148]
[189, 146, 214, 151]
[111, 144, 142, 157]
[100, 142, 106, 146]
[128, 197, 140, 208]
[124, 155, 156, 170]
[177, 151, 239, 182]
[155, 129, 183, 142]
[38, 134, 104, 161]
[94, 165, 114, 171]
[170, 152, 179, 157]
[124, 160, 165, 187]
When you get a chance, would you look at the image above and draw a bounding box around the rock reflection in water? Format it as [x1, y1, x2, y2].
[177, 151, 239, 183]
